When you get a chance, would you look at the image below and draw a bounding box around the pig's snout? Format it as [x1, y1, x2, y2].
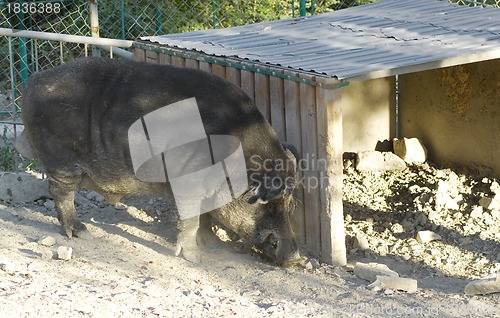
[257, 232, 301, 266]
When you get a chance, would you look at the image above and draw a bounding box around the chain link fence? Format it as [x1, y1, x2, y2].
[0, 0, 377, 131]
[0, 0, 499, 170]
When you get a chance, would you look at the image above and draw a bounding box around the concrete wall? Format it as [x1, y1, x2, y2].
[400, 59, 500, 177]
[342, 76, 396, 152]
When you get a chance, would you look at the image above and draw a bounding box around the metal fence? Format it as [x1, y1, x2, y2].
[0, 0, 499, 170]
[0, 0, 378, 132]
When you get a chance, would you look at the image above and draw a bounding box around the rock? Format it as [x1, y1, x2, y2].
[304, 258, 321, 270]
[393, 137, 427, 164]
[38, 236, 56, 247]
[86, 191, 106, 203]
[43, 200, 56, 210]
[464, 275, 500, 295]
[435, 181, 459, 210]
[41, 248, 55, 259]
[57, 246, 73, 260]
[355, 151, 406, 172]
[115, 203, 127, 210]
[416, 230, 442, 243]
[310, 258, 321, 268]
[491, 181, 500, 195]
[470, 206, 483, 219]
[74, 194, 94, 207]
[353, 262, 399, 282]
[0, 173, 50, 204]
[484, 213, 495, 225]
[426, 249, 440, 257]
[384, 289, 395, 295]
[390, 223, 404, 234]
[368, 275, 418, 293]
[479, 196, 500, 210]
[241, 289, 261, 297]
[353, 234, 370, 250]
[377, 244, 388, 256]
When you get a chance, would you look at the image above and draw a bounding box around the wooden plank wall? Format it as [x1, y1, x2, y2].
[134, 48, 343, 262]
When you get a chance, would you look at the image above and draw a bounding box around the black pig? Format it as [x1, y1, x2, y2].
[18, 57, 301, 266]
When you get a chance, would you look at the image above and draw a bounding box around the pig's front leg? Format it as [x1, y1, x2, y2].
[175, 214, 201, 263]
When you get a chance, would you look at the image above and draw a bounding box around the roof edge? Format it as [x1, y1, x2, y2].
[346, 48, 500, 82]
[133, 41, 347, 89]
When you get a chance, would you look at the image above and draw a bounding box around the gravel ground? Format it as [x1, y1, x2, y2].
[0, 162, 499, 317]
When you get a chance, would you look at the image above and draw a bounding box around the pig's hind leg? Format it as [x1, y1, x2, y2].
[49, 172, 93, 239]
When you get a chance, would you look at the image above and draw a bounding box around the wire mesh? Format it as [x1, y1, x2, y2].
[0, 0, 499, 171]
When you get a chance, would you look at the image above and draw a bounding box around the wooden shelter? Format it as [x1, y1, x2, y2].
[133, 0, 500, 265]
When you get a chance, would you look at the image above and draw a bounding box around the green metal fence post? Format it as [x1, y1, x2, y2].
[299, 0, 306, 16]
[156, 5, 162, 35]
[121, 0, 125, 39]
[15, 3, 29, 89]
[212, 0, 217, 29]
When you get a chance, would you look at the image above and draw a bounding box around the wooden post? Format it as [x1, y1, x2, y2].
[185, 58, 199, 70]
[159, 53, 171, 65]
[145, 51, 159, 64]
[241, 69, 255, 101]
[226, 67, 241, 87]
[269, 75, 286, 141]
[134, 48, 145, 62]
[316, 87, 346, 266]
[212, 64, 226, 79]
[284, 71, 305, 248]
[199, 61, 212, 73]
[255, 70, 271, 122]
[300, 81, 321, 256]
[171, 55, 185, 67]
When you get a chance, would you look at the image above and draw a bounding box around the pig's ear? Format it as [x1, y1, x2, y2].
[246, 180, 269, 204]
[282, 143, 299, 160]
[246, 178, 286, 204]
[282, 143, 298, 173]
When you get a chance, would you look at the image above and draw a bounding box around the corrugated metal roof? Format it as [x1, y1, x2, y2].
[140, 0, 500, 82]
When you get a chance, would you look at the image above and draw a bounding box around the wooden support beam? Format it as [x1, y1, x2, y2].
[269, 75, 286, 141]
[316, 87, 346, 266]
[300, 82, 321, 256]
[255, 70, 271, 122]
[284, 72, 305, 248]
[145, 50, 158, 64]
[134, 48, 145, 62]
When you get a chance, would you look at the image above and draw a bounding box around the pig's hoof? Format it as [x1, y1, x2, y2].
[74, 228, 93, 240]
[175, 244, 201, 263]
[63, 222, 93, 240]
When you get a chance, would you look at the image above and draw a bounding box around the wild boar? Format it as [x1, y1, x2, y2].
[18, 57, 301, 265]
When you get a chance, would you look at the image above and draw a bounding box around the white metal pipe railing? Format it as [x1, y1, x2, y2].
[0, 28, 134, 59]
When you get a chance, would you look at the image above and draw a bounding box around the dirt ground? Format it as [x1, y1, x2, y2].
[1, 162, 499, 317]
